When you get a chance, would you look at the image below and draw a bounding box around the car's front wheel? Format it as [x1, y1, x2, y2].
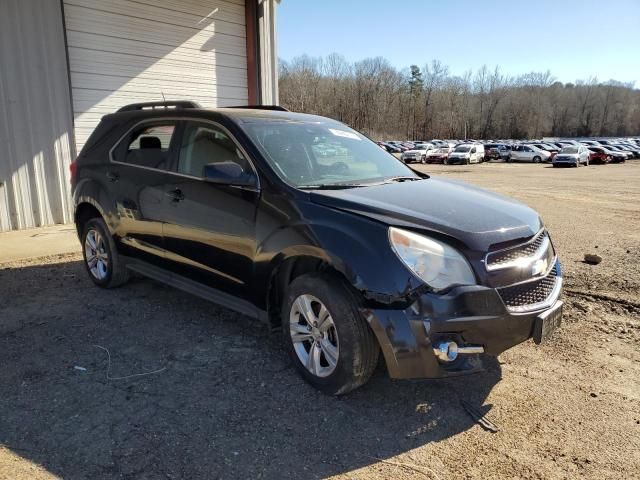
[283, 273, 379, 395]
[81, 217, 129, 288]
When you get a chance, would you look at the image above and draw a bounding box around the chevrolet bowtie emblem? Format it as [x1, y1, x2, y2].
[532, 257, 548, 276]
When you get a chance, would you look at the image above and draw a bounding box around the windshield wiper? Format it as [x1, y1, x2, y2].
[298, 183, 370, 190]
[298, 176, 423, 190]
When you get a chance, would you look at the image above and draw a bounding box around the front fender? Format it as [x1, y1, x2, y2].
[255, 201, 424, 309]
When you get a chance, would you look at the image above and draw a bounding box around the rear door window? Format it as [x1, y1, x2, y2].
[114, 123, 177, 170]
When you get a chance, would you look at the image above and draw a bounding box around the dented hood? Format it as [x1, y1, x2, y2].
[309, 177, 542, 252]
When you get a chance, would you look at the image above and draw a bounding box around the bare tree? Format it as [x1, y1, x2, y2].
[279, 54, 640, 140]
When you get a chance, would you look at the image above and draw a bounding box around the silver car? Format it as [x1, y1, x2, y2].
[552, 145, 590, 167]
[508, 145, 552, 163]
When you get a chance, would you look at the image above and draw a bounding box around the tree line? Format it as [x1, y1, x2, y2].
[278, 54, 640, 140]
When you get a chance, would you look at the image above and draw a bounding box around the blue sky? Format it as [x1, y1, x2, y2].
[277, 0, 640, 85]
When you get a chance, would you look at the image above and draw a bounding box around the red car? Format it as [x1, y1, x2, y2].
[587, 147, 612, 164]
[424, 148, 450, 164]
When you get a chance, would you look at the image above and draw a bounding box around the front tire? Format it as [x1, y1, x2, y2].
[283, 273, 379, 395]
[81, 217, 129, 288]
[533, 156, 541, 163]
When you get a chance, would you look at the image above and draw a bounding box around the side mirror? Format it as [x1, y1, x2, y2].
[203, 162, 256, 187]
[471, 148, 476, 154]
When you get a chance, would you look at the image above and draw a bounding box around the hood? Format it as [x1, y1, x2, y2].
[309, 177, 541, 252]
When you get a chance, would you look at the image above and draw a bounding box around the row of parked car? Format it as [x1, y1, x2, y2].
[377, 137, 640, 167]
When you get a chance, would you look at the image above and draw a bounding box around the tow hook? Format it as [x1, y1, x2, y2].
[434, 341, 484, 362]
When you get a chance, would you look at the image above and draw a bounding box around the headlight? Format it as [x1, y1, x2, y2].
[389, 227, 476, 291]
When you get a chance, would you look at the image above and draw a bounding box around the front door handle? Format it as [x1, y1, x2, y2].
[166, 188, 184, 202]
[106, 171, 119, 182]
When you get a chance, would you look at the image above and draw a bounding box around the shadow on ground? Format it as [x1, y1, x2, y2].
[0, 259, 501, 479]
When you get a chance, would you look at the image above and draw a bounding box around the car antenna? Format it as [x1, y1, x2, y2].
[160, 90, 166, 102]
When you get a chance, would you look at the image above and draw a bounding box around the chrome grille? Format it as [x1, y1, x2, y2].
[486, 230, 547, 269]
[497, 263, 560, 312]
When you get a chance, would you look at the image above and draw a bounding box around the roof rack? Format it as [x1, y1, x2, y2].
[226, 105, 289, 112]
[116, 101, 201, 112]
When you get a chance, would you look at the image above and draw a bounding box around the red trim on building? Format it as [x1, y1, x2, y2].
[245, 1, 259, 105]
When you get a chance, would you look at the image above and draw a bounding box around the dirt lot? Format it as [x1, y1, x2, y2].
[1, 162, 639, 480]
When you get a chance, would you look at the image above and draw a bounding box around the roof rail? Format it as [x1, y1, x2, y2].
[226, 105, 289, 112]
[116, 101, 201, 112]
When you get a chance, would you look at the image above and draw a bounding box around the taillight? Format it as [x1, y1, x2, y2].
[70, 160, 78, 185]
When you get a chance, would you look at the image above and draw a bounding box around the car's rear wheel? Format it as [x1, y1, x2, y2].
[81, 217, 129, 288]
[283, 273, 379, 395]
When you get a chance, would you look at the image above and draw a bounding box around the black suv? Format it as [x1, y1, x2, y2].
[72, 101, 563, 395]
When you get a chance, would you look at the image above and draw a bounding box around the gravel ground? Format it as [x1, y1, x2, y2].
[0, 162, 639, 480]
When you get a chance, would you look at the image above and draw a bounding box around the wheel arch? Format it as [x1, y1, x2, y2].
[265, 250, 352, 331]
[74, 199, 106, 238]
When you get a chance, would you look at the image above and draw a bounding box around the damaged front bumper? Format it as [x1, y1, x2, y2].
[361, 278, 563, 379]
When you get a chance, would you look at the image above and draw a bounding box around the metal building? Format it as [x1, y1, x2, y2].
[0, 0, 278, 232]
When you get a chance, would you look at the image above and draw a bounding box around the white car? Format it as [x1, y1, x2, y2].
[508, 145, 552, 163]
[447, 144, 485, 165]
[552, 145, 590, 167]
[401, 143, 434, 164]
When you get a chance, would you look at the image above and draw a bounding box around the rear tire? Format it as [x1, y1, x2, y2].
[81, 217, 129, 288]
[282, 273, 379, 395]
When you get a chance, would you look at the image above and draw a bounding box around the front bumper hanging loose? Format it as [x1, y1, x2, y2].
[362, 266, 563, 379]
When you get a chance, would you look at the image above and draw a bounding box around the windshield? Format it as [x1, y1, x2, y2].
[241, 120, 418, 187]
[560, 147, 578, 154]
[454, 146, 471, 152]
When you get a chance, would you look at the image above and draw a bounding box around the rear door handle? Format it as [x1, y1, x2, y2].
[106, 171, 119, 182]
[166, 188, 184, 202]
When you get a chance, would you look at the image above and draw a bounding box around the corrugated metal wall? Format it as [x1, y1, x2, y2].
[64, 0, 249, 150]
[0, 0, 76, 232]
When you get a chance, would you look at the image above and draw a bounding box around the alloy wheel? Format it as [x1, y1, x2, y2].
[84, 229, 109, 280]
[289, 294, 339, 377]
